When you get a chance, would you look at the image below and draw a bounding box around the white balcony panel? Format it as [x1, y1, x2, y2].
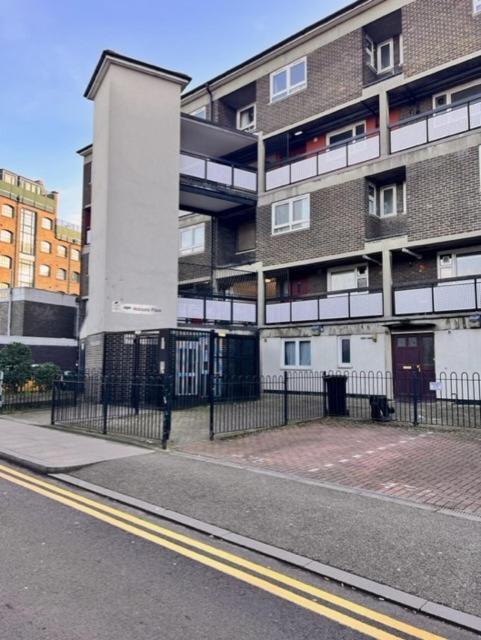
[350, 292, 383, 317]
[206, 299, 231, 321]
[290, 156, 317, 184]
[265, 302, 290, 324]
[394, 288, 433, 315]
[291, 299, 318, 322]
[477, 281, 481, 309]
[318, 295, 349, 319]
[428, 106, 468, 141]
[433, 280, 476, 312]
[317, 147, 346, 175]
[347, 135, 379, 166]
[469, 100, 481, 129]
[180, 154, 205, 179]
[177, 297, 204, 320]
[233, 168, 257, 192]
[233, 301, 256, 323]
[207, 161, 232, 186]
[390, 121, 427, 153]
[266, 166, 290, 190]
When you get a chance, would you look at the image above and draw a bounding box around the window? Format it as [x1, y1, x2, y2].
[41, 217, 53, 230]
[57, 245, 67, 258]
[328, 265, 368, 292]
[237, 104, 256, 132]
[377, 39, 394, 73]
[433, 80, 481, 110]
[272, 195, 310, 235]
[179, 223, 205, 256]
[270, 58, 306, 102]
[327, 121, 366, 147]
[2, 172, 16, 186]
[474, 0, 481, 14]
[40, 240, 51, 253]
[0, 256, 11, 269]
[190, 106, 207, 119]
[338, 337, 352, 367]
[20, 209, 36, 255]
[380, 185, 397, 217]
[71, 248, 80, 261]
[368, 182, 405, 218]
[0, 230, 13, 243]
[365, 35, 375, 68]
[438, 250, 481, 279]
[72, 271, 80, 283]
[56, 268, 67, 281]
[39, 264, 51, 277]
[0, 282, 9, 289]
[283, 340, 311, 368]
[368, 183, 377, 216]
[17, 260, 34, 287]
[236, 222, 256, 252]
[1, 204, 14, 218]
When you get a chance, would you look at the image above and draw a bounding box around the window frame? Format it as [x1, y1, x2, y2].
[57, 244, 67, 258]
[271, 194, 310, 236]
[17, 260, 34, 288]
[437, 247, 481, 279]
[379, 184, 398, 218]
[41, 216, 53, 230]
[0, 255, 12, 269]
[338, 337, 352, 368]
[327, 264, 369, 293]
[270, 57, 307, 103]
[56, 267, 67, 281]
[365, 35, 376, 69]
[0, 230, 13, 244]
[368, 182, 405, 218]
[39, 264, 51, 277]
[327, 121, 366, 148]
[1, 204, 14, 218]
[40, 240, 52, 254]
[432, 78, 481, 110]
[281, 339, 312, 370]
[236, 103, 257, 132]
[376, 38, 394, 73]
[179, 223, 206, 256]
[71, 248, 80, 261]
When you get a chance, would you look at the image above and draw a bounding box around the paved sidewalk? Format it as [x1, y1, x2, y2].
[180, 420, 481, 516]
[0, 418, 152, 472]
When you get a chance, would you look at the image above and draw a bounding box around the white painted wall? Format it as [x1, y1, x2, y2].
[81, 62, 183, 338]
[435, 329, 481, 376]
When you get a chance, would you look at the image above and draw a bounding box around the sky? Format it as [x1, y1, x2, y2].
[0, 0, 352, 224]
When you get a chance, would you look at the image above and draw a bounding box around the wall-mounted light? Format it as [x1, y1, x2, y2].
[294, 130, 304, 137]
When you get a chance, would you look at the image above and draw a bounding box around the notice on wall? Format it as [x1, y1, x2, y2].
[112, 301, 162, 315]
[429, 381, 442, 392]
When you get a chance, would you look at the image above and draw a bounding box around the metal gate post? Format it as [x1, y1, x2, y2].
[412, 370, 419, 427]
[322, 371, 327, 417]
[50, 380, 57, 425]
[102, 377, 109, 435]
[283, 370, 289, 425]
[208, 330, 216, 441]
[162, 375, 172, 449]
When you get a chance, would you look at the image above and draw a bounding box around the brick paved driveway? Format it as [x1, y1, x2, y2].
[179, 420, 481, 516]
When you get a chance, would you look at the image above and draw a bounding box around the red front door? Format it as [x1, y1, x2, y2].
[392, 333, 435, 397]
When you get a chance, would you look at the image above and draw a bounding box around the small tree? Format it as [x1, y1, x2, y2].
[0, 343, 33, 391]
[32, 362, 61, 391]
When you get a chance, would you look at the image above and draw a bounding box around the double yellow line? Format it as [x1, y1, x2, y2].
[0, 464, 446, 640]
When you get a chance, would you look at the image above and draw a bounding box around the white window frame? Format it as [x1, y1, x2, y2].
[281, 339, 312, 370]
[474, 0, 481, 14]
[56, 268, 67, 281]
[432, 78, 481, 110]
[236, 103, 256, 132]
[365, 35, 376, 69]
[379, 184, 398, 218]
[0, 230, 13, 244]
[41, 217, 53, 230]
[327, 121, 366, 147]
[376, 38, 394, 73]
[40, 240, 51, 254]
[368, 183, 405, 218]
[0, 255, 11, 269]
[39, 264, 50, 277]
[179, 223, 205, 256]
[270, 57, 307, 103]
[368, 182, 377, 216]
[1, 204, 14, 218]
[437, 246, 481, 279]
[57, 245, 67, 258]
[71, 248, 80, 261]
[190, 106, 207, 119]
[271, 194, 310, 236]
[338, 337, 352, 368]
[327, 264, 369, 293]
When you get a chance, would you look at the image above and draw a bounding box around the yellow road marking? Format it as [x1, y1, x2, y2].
[0, 465, 447, 640]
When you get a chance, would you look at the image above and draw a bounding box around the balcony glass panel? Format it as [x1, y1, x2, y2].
[233, 301, 256, 323]
[205, 299, 231, 321]
[178, 297, 204, 319]
[390, 120, 427, 153]
[469, 100, 481, 128]
[291, 298, 318, 322]
[427, 105, 469, 141]
[318, 295, 349, 319]
[265, 165, 290, 190]
[347, 136, 380, 166]
[394, 288, 433, 315]
[233, 168, 257, 192]
[349, 291, 383, 317]
[290, 156, 317, 183]
[317, 146, 347, 175]
[433, 280, 476, 312]
[180, 154, 205, 179]
[265, 302, 290, 323]
[206, 161, 232, 186]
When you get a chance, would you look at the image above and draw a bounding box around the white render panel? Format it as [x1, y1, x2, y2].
[207, 160, 232, 185]
[233, 168, 257, 191]
[317, 146, 346, 175]
[266, 302, 291, 324]
[394, 288, 433, 314]
[266, 165, 290, 190]
[433, 281, 476, 312]
[469, 100, 481, 129]
[206, 299, 231, 321]
[349, 292, 383, 318]
[318, 295, 349, 319]
[390, 120, 427, 152]
[347, 134, 379, 165]
[290, 156, 317, 183]
[177, 297, 204, 319]
[428, 106, 468, 141]
[233, 301, 256, 323]
[180, 154, 205, 178]
[291, 299, 318, 322]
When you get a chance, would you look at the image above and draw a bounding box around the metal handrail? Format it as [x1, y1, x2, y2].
[266, 286, 382, 304]
[393, 275, 481, 292]
[180, 149, 257, 175]
[388, 92, 481, 130]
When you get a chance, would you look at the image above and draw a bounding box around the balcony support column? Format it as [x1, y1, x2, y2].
[379, 90, 390, 157]
[257, 269, 265, 326]
[382, 248, 393, 317]
[257, 132, 265, 194]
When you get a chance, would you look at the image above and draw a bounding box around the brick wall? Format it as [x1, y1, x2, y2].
[257, 179, 366, 266]
[392, 251, 438, 286]
[256, 30, 364, 135]
[403, 0, 481, 78]
[213, 100, 236, 129]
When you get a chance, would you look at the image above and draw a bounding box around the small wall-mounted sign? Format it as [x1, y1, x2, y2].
[112, 301, 162, 315]
[429, 381, 442, 392]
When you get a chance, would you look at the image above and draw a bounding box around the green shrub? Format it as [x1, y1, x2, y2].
[0, 343, 33, 391]
[32, 362, 61, 391]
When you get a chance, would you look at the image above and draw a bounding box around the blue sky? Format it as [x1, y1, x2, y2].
[0, 0, 351, 223]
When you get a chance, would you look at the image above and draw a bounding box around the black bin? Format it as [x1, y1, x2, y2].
[369, 395, 395, 422]
[324, 375, 348, 416]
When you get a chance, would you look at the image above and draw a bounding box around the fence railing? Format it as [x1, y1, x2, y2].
[265, 289, 383, 324]
[393, 276, 481, 315]
[1, 384, 53, 412]
[265, 131, 380, 191]
[389, 94, 481, 154]
[177, 293, 257, 325]
[211, 369, 481, 437]
[52, 376, 170, 446]
[180, 151, 257, 193]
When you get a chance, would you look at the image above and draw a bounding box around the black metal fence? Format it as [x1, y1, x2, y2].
[210, 370, 481, 437]
[52, 375, 170, 446]
[1, 383, 53, 412]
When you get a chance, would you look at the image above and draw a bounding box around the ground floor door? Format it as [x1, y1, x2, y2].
[392, 333, 435, 397]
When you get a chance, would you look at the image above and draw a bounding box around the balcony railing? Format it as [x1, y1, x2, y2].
[180, 151, 257, 193]
[265, 288, 383, 325]
[389, 94, 481, 154]
[265, 131, 380, 191]
[177, 293, 257, 325]
[394, 276, 481, 316]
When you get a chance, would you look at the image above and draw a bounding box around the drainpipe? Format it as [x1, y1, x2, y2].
[206, 83, 214, 121]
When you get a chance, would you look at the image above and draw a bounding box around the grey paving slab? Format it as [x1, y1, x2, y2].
[0, 418, 152, 472]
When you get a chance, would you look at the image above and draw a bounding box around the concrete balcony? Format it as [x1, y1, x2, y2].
[265, 288, 384, 325]
[393, 276, 481, 316]
[177, 293, 257, 326]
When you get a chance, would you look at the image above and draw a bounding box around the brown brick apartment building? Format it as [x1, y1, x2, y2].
[0, 168, 81, 294]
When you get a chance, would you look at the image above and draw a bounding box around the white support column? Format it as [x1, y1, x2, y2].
[382, 248, 393, 318]
[379, 90, 390, 157]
